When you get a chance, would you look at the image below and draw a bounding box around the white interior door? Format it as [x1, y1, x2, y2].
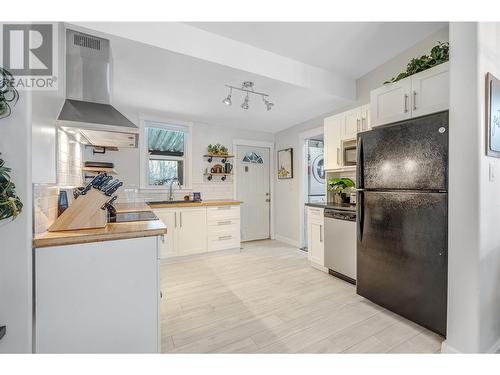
[236, 145, 270, 241]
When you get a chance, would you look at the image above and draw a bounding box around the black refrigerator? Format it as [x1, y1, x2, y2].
[356, 111, 448, 337]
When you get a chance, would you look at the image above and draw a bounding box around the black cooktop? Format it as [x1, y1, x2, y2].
[109, 211, 158, 223]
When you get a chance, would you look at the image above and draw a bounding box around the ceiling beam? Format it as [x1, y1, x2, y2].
[70, 22, 356, 101]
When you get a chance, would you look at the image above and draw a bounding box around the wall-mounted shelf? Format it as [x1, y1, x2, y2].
[203, 172, 233, 181]
[204, 154, 234, 163]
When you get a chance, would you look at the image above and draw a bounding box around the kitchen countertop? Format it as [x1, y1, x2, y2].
[33, 220, 167, 248]
[305, 202, 356, 212]
[147, 199, 242, 209]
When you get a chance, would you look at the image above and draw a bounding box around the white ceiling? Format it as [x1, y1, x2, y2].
[186, 22, 447, 78]
[110, 35, 349, 133]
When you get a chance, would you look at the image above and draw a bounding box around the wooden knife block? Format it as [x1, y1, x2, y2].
[48, 189, 109, 232]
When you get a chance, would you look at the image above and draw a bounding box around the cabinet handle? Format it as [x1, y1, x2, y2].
[180, 212, 182, 228]
[413, 91, 417, 110]
[0, 325, 6, 341]
[218, 235, 232, 241]
[361, 117, 366, 130]
[217, 206, 231, 210]
[174, 212, 177, 228]
[337, 148, 341, 165]
[356, 118, 360, 132]
[320, 225, 323, 243]
[404, 94, 409, 113]
[217, 220, 232, 225]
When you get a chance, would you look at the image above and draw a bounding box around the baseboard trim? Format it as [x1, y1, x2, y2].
[440, 340, 460, 353]
[441, 336, 500, 354]
[273, 234, 300, 248]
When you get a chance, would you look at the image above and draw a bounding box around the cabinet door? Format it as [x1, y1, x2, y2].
[308, 220, 324, 266]
[370, 77, 412, 127]
[411, 62, 449, 118]
[153, 209, 177, 258]
[360, 104, 371, 132]
[324, 113, 343, 170]
[178, 208, 207, 255]
[343, 107, 361, 140]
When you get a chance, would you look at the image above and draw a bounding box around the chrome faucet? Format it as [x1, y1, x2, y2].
[168, 178, 181, 201]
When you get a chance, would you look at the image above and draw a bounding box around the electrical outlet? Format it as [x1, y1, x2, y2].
[490, 162, 496, 182]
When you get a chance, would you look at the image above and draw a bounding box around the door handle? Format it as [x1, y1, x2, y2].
[404, 94, 409, 113]
[413, 91, 417, 110]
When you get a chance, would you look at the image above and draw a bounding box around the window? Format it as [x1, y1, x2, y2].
[242, 151, 263, 164]
[142, 121, 191, 188]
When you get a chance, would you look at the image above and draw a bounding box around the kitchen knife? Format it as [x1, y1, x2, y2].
[104, 181, 123, 196]
[98, 175, 113, 191]
[101, 195, 118, 210]
[101, 180, 120, 195]
[80, 173, 105, 195]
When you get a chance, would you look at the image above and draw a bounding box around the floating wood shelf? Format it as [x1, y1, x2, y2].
[204, 172, 233, 181]
[204, 154, 234, 163]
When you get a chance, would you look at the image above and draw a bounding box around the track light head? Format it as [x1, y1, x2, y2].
[263, 96, 274, 111]
[222, 87, 232, 106]
[241, 93, 250, 110]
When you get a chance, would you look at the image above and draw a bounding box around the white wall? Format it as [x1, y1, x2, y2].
[0, 89, 33, 353]
[446, 22, 500, 354]
[83, 110, 275, 201]
[273, 26, 449, 245]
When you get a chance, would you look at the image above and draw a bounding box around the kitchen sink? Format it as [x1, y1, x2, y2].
[146, 200, 201, 205]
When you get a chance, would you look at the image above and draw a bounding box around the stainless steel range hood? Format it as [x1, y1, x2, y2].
[57, 29, 138, 148]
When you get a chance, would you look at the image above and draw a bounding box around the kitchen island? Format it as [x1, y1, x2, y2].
[33, 206, 166, 354]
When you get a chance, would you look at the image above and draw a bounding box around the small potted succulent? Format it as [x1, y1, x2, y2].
[328, 177, 355, 204]
[207, 143, 229, 156]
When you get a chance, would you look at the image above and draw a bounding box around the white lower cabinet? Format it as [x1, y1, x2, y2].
[307, 207, 326, 271]
[154, 205, 241, 258]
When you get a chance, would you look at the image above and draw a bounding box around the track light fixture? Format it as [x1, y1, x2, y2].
[222, 81, 274, 111]
[222, 87, 232, 106]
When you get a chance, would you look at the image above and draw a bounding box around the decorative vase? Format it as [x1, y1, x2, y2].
[334, 193, 343, 204]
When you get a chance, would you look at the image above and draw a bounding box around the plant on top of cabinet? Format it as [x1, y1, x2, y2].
[383, 41, 449, 84]
[0, 153, 23, 221]
[0, 68, 19, 119]
[207, 143, 229, 156]
[328, 177, 355, 204]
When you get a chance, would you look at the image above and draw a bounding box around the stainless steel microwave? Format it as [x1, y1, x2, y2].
[343, 144, 357, 166]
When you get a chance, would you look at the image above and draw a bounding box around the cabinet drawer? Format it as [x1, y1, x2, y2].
[207, 205, 240, 221]
[208, 219, 240, 232]
[307, 207, 324, 218]
[208, 230, 240, 251]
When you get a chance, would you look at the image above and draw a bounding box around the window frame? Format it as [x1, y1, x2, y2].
[139, 116, 193, 190]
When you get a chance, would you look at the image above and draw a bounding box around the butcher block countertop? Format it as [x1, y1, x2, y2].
[147, 199, 242, 209]
[33, 220, 167, 248]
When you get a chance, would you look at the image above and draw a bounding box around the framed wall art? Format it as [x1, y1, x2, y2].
[278, 148, 293, 179]
[486, 72, 500, 157]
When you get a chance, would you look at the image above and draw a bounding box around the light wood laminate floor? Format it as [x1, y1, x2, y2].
[160, 240, 443, 353]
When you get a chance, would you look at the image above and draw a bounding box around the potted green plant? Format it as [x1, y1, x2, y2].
[328, 177, 355, 204]
[0, 67, 19, 119]
[0, 153, 23, 221]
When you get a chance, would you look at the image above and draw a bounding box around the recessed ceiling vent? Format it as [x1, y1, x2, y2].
[73, 33, 101, 50]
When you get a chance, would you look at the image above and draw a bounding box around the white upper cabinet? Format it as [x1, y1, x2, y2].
[370, 62, 449, 127]
[370, 77, 412, 127]
[360, 104, 371, 132]
[343, 107, 362, 140]
[411, 62, 449, 118]
[324, 113, 343, 170]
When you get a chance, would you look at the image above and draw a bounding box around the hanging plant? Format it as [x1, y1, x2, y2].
[384, 41, 449, 84]
[0, 153, 23, 221]
[0, 67, 19, 119]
